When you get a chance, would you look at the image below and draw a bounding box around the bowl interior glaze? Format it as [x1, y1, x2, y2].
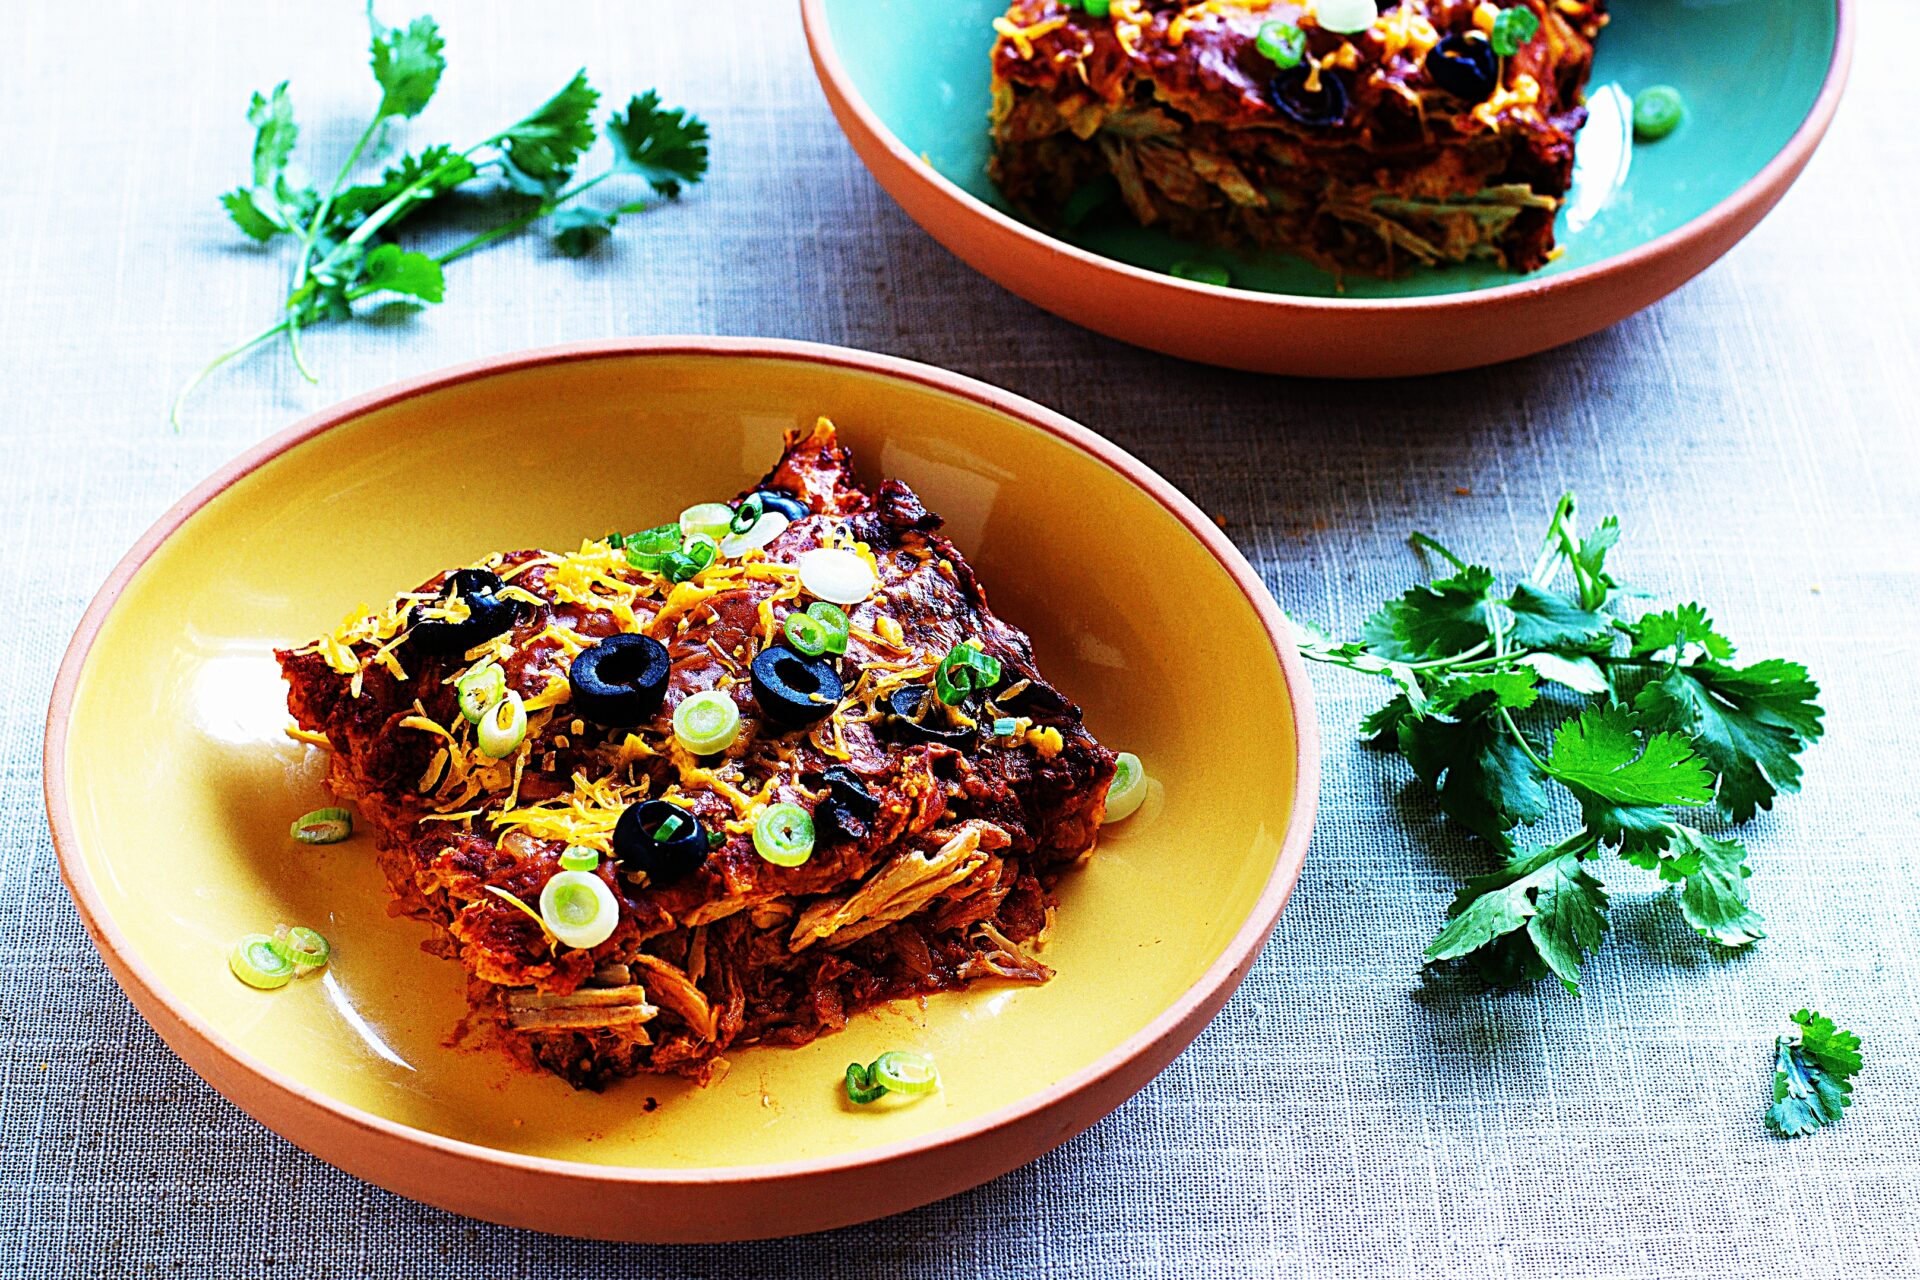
[56, 348, 1306, 1173]
[824, 0, 1838, 299]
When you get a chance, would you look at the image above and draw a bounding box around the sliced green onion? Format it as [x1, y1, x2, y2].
[991, 717, 1020, 738]
[797, 548, 878, 606]
[229, 933, 295, 990]
[624, 523, 684, 573]
[604, 531, 627, 550]
[935, 642, 1003, 706]
[1254, 20, 1305, 68]
[729, 494, 765, 535]
[1169, 260, 1231, 287]
[476, 689, 528, 759]
[679, 501, 735, 542]
[673, 689, 742, 754]
[455, 663, 506, 724]
[845, 1061, 888, 1105]
[664, 533, 719, 583]
[783, 610, 830, 657]
[1083, 0, 1111, 14]
[808, 602, 850, 655]
[753, 802, 816, 868]
[290, 806, 352, 845]
[872, 1051, 940, 1097]
[538, 869, 620, 950]
[1314, 0, 1376, 34]
[1059, 175, 1117, 229]
[1633, 85, 1685, 140]
[1490, 5, 1540, 56]
[719, 511, 789, 558]
[655, 812, 687, 842]
[558, 845, 600, 872]
[275, 925, 331, 971]
[1103, 751, 1148, 824]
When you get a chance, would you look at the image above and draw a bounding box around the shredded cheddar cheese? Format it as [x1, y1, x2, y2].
[1473, 72, 1542, 128]
[992, 14, 1067, 60]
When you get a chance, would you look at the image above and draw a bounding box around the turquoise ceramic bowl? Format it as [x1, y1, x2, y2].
[804, 0, 1851, 375]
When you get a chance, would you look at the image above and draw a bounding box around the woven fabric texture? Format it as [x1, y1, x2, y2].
[2, 1, 1916, 1275]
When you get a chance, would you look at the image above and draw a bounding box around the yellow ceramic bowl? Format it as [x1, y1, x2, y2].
[46, 339, 1317, 1241]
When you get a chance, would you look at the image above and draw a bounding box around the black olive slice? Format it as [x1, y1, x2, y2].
[817, 765, 879, 841]
[748, 490, 810, 522]
[750, 646, 843, 728]
[410, 568, 520, 656]
[1427, 32, 1497, 102]
[568, 634, 671, 726]
[612, 800, 708, 884]
[885, 685, 977, 746]
[1267, 66, 1350, 128]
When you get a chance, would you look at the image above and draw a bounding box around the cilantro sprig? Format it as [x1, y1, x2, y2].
[1767, 1009, 1862, 1137]
[178, 6, 709, 426]
[1297, 495, 1824, 993]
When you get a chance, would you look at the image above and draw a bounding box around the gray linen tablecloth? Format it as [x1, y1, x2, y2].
[4, 1, 1916, 1274]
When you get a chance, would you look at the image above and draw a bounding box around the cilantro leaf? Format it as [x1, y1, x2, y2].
[499, 70, 600, 196]
[359, 244, 444, 302]
[330, 144, 480, 230]
[1362, 565, 1497, 662]
[220, 83, 309, 242]
[220, 188, 287, 243]
[1426, 842, 1609, 993]
[1426, 669, 1537, 716]
[369, 13, 446, 120]
[247, 82, 299, 186]
[551, 205, 618, 257]
[1668, 827, 1765, 947]
[1629, 604, 1733, 661]
[1546, 706, 1710, 852]
[1518, 651, 1609, 696]
[1399, 698, 1547, 844]
[1635, 658, 1824, 822]
[606, 91, 712, 198]
[1767, 1009, 1861, 1137]
[1505, 581, 1608, 649]
[1548, 706, 1713, 807]
[1573, 515, 1620, 595]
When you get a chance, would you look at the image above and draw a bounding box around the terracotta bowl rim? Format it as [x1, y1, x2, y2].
[798, 0, 1855, 315]
[43, 336, 1321, 1190]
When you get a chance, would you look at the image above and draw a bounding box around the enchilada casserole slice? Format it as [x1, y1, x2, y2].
[278, 419, 1115, 1090]
[989, 0, 1607, 276]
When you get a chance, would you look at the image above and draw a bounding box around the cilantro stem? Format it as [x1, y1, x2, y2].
[1409, 532, 1469, 573]
[169, 318, 294, 431]
[433, 170, 611, 268]
[287, 111, 387, 384]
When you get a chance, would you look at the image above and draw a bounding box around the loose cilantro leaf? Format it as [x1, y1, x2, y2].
[1635, 658, 1824, 822]
[1295, 494, 1819, 997]
[500, 70, 600, 196]
[1362, 565, 1497, 662]
[369, 13, 446, 120]
[1427, 840, 1609, 993]
[180, 10, 708, 427]
[1506, 581, 1608, 649]
[1767, 1010, 1861, 1137]
[607, 91, 712, 197]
